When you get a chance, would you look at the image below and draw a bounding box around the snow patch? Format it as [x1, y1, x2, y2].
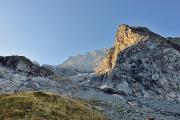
[99, 85, 108, 89]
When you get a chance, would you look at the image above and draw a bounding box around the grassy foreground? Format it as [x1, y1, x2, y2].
[0, 91, 107, 120]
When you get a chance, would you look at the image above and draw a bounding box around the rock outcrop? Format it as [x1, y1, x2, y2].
[96, 24, 180, 101]
[0, 56, 54, 77]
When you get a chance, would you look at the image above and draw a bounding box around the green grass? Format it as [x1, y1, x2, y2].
[0, 91, 107, 120]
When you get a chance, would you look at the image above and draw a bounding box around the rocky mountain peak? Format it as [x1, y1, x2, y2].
[95, 24, 180, 101]
[115, 24, 164, 56]
[115, 24, 164, 49]
[96, 24, 164, 75]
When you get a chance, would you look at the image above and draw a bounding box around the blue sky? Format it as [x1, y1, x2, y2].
[0, 0, 179, 65]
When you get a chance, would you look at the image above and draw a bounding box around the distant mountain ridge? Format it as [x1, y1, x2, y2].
[59, 49, 108, 73]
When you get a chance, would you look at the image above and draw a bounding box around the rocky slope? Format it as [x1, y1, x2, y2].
[0, 56, 54, 77]
[42, 64, 79, 77]
[167, 37, 180, 45]
[1, 63, 180, 120]
[96, 24, 180, 101]
[59, 49, 108, 73]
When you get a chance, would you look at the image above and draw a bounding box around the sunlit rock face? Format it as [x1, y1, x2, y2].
[96, 24, 180, 101]
[96, 24, 162, 75]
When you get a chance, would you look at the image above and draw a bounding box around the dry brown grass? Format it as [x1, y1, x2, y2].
[0, 91, 107, 120]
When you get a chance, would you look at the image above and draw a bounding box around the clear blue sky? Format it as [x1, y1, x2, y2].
[0, 0, 179, 65]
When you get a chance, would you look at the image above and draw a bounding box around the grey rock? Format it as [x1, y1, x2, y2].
[0, 55, 54, 77]
[93, 106, 104, 111]
[96, 24, 180, 101]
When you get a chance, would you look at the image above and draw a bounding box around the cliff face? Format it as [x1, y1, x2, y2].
[96, 24, 180, 101]
[96, 24, 162, 75]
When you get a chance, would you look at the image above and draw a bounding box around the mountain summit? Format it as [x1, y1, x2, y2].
[96, 24, 163, 75]
[96, 24, 180, 101]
